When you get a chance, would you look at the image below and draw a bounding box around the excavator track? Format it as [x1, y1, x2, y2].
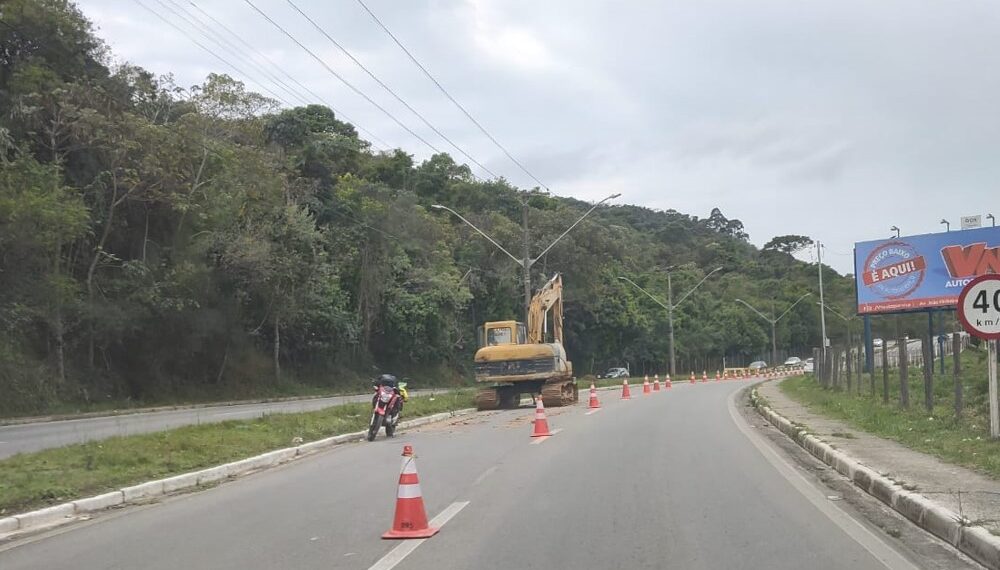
[475, 387, 500, 410]
[540, 379, 578, 408]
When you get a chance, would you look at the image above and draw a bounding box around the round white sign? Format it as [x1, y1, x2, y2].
[958, 275, 1000, 340]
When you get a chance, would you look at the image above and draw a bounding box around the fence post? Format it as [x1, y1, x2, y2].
[833, 348, 841, 389]
[923, 336, 933, 412]
[845, 345, 853, 392]
[953, 332, 963, 418]
[881, 340, 889, 405]
[899, 338, 909, 408]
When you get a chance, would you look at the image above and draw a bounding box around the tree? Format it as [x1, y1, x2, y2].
[763, 234, 814, 255]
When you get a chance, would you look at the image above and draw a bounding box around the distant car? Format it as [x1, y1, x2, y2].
[783, 357, 802, 366]
[748, 361, 767, 370]
[804, 358, 815, 372]
[873, 338, 884, 348]
[599, 367, 629, 379]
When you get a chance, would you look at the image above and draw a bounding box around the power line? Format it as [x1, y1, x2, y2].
[159, 0, 311, 107]
[355, 0, 550, 191]
[187, 1, 390, 150]
[242, 0, 446, 158]
[132, 0, 292, 107]
[284, 0, 499, 180]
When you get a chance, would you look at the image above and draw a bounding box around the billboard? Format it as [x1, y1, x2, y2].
[854, 226, 1000, 314]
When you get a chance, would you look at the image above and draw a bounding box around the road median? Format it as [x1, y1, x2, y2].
[0, 392, 474, 539]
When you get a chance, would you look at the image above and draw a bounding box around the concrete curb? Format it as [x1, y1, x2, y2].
[0, 407, 476, 540]
[750, 387, 1000, 570]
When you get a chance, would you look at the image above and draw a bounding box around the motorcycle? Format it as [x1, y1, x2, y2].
[367, 383, 402, 441]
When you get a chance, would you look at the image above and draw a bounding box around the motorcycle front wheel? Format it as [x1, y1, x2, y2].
[367, 413, 382, 441]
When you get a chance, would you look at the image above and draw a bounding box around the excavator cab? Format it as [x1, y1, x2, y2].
[478, 321, 527, 347]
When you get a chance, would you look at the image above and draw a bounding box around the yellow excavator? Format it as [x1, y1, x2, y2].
[473, 273, 577, 410]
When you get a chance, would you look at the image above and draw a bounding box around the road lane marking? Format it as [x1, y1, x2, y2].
[584, 408, 603, 415]
[529, 428, 563, 445]
[368, 501, 470, 570]
[726, 390, 918, 570]
[473, 466, 498, 486]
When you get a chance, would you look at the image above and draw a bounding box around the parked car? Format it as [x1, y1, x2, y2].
[748, 361, 767, 370]
[599, 367, 629, 379]
[783, 356, 802, 366]
[873, 338, 884, 348]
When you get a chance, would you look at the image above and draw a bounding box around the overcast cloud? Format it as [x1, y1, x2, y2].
[75, 0, 1000, 273]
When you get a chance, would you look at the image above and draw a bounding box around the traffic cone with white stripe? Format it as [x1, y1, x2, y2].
[653, 374, 660, 391]
[588, 383, 601, 409]
[621, 379, 632, 400]
[531, 397, 552, 437]
[715, 370, 720, 382]
[689, 372, 696, 384]
[665, 374, 672, 389]
[383, 445, 439, 539]
[643, 376, 651, 395]
[701, 370, 708, 383]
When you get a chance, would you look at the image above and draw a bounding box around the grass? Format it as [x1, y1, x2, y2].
[779, 347, 999, 480]
[0, 391, 474, 516]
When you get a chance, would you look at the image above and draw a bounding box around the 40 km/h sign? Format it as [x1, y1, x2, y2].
[958, 274, 1000, 439]
[957, 275, 1000, 340]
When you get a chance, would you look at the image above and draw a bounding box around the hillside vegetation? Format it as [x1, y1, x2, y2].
[1, 0, 872, 415]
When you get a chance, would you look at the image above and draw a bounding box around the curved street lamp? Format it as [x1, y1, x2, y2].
[618, 266, 723, 376]
[890, 226, 901, 238]
[940, 219, 950, 232]
[734, 293, 812, 365]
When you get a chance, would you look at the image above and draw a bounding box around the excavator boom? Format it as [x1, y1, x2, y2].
[527, 273, 563, 344]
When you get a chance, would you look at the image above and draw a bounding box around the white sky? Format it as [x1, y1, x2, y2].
[76, 0, 1000, 273]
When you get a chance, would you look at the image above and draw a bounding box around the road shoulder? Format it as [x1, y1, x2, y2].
[753, 379, 1000, 570]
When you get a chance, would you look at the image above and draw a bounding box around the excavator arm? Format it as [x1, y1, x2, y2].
[527, 273, 563, 344]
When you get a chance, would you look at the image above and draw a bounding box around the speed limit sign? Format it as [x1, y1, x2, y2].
[958, 274, 1000, 439]
[958, 275, 1000, 339]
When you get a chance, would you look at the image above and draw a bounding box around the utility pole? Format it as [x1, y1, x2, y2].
[735, 293, 811, 365]
[818, 241, 828, 359]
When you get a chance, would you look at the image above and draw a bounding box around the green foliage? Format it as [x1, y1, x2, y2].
[0, 1, 867, 413]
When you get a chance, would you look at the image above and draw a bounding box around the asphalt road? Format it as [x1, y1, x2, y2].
[0, 380, 946, 569]
[0, 390, 440, 459]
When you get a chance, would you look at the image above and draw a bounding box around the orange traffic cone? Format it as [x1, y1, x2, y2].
[588, 383, 601, 409]
[689, 372, 696, 384]
[653, 374, 660, 391]
[531, 397, 552, 437]
[383, 445, 439, 539]
[701, 370, 708, 383]
[621, 379, 632, 400]
[715, 370, 720, 382]
[665, 374, 672, 389]
[642, 376, 651, 395]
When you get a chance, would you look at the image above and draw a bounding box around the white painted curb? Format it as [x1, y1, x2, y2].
[751, 388, 1000, 570]
[0, 407, 476, 540]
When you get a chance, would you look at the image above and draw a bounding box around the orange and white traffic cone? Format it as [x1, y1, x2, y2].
[531, 397, 552, 437]
[665, 374, 672, 389]
[653, 374, 660, 391]
[715, 370, 720, 382]
[643, 376, 651, 395]
[588, 383, 601, 409]
[701, 370, 708, 383]
[689, 372, 696, 384]
[383, 445, 439, 539]
[621, 379, 632, 400]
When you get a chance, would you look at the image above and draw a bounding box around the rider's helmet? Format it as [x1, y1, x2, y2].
[376, 373, 397, 388]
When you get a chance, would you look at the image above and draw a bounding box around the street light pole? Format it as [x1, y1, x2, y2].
[619, 266, 722, 377]
[735, 293, 812, 365]
[940, 219, 950, 232]
[667, 272, 675, 377]
[433, 192, 621, 324]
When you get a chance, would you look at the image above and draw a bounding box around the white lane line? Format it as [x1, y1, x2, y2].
[584, 408, 603, 415]
[472, 466, 498, 486]
[368, 501, 470, 570]
[726, 391, 918, 570]
[529, 427, 563, 445]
